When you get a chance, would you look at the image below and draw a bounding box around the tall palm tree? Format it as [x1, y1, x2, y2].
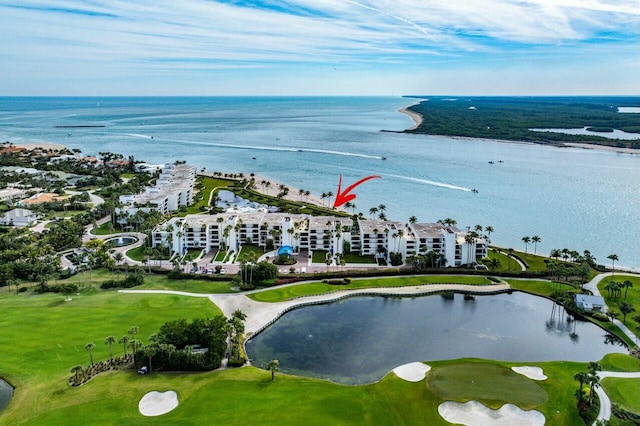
[622, 280, 633, 299]
[474, 224, 483, 233]
[369, 207, 378, 217]
[587, 373, 600, 406]
[268, 359, 279, 380]
[105, 336, 117, 363]
[119, 335, 130, 357]
[607, 254, 618, 275]
[484, 225, 494, 242]
[550, 249, 561, 261]
[522, 236, 531, 253]
[531, 236, 541, 254]
[409, 216, 417, 224]
[465, 234, 475, 266]
[326, 191, 334, 207]
[85, 342, 95, 366]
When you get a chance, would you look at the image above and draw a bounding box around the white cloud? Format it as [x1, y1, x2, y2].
[0, 0, 638, 94]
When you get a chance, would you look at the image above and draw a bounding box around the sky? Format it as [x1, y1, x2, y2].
[1, 0, 639, 96]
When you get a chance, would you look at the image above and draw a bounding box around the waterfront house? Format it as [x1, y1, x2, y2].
[574, 294, 607, 313]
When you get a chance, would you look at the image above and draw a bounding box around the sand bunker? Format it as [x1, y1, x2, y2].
[511, 366, 547, 381]
[139, 390, 178, 416]
[392, 362, 431, 382]
[438, 400, 545, 426]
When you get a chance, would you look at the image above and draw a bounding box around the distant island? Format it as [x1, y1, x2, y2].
[401, 96, 640, 149]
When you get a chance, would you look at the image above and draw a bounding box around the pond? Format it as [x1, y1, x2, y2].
[246, 292, 626, 384]
[216, 190, 275, 212]
[104, 236, 137, 247]
[0, 379, 12, 412]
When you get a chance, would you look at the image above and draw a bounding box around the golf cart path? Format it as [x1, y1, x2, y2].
[121, 283, 510, 335]
[593, 371, 640, 425]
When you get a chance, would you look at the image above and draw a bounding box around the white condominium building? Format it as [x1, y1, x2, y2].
[118, 163, 196, 217]
[152, 211, 487, 266]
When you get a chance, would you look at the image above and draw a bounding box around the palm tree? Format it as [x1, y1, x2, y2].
[587, 373, 600, 405]
[369, 207, 378, 217]
[622, 280, 633, 299]
[484, 225, 494, 242]
[119, 335, 130, 357]
[268, 359, 279, 380]
[326, 191, 334, 207]
[521, 236, 531, 253]
[487, 258, 501, 271]
[105, 335, 117, 363]
[604, 281, 617, 298]
[531, 236, 541, 254]
[573, 371, 589, 391]
[141, 344, 158, 373]
[465, 233, 475, 266]
[619, 301, 635, 323]
[550, 249, 561, 261]
[70, 365, 83, 382]
[85, 342, 95, 366]
[474, 224, 483, 233]
[607, 254, 619, 275]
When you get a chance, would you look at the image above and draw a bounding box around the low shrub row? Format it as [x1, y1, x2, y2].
[100, 273, 144, 289]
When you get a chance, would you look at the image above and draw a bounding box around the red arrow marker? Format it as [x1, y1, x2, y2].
[333, 174, 381, 208]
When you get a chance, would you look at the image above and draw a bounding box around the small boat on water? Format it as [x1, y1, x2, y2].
[381, 156, 387, 160]
[252, 156, 256, 160]
[488, 161, 495, 164]
[471, 189, 478, 193]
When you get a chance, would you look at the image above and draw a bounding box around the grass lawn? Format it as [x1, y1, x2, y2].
[601, 377, 640, 414]
[598, 274, 640, 336]
[506, 279, 578, 297]
[0, 289, 220, 424]
[0, 276, 618, 425]
[484, 249, 513, 272]
[512, 250, 551, 272]
[312, 250, 330, 263]
[249, 275, 494, 303]
[214, 249, 226, 262]
[180, 176, 235, 215]
[342, 253, 377, 264]
[89, 222, 123, 236]
[426, 362, 547, 409]
[598, 353, 640, 372]
[239, 244, 267, 257]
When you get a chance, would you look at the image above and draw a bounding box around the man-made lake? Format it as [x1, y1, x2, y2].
[0, 379, 12, 411]
[246, 292, 626, 384]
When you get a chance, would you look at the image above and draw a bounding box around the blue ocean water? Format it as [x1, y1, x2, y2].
[1, 96, 638, 268]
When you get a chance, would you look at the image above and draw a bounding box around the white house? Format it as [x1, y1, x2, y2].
[0, 208, 38, 227]
[574, 295, 607, 313]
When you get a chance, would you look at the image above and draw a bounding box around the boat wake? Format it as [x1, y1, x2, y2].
[385, 173, 471, 192]
[128, 136, 382, 159]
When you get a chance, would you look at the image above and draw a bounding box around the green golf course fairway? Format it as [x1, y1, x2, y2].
[0, 285, 637, 425]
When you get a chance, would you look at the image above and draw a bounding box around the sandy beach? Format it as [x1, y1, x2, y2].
[398, 102, 423, 131]
[250, 174, 330, 208]
[10, 142, 68, 151]
[561, 142, 639, 155]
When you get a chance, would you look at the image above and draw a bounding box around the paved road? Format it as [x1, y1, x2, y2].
[593, 371, 640, 425]
[583, 272, 639, 344]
